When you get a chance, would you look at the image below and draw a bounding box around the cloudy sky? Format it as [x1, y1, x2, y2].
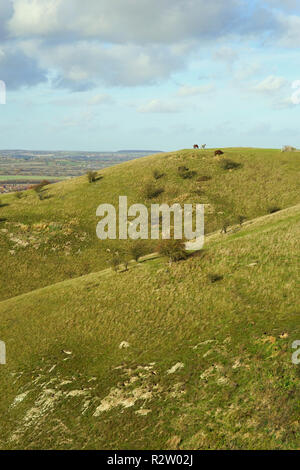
[0, 0, 300, 151]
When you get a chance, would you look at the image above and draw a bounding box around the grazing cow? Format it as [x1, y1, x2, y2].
[214, 149, 224, 156]
[201, 144, 206, 150]
[193, 144, 199, 149]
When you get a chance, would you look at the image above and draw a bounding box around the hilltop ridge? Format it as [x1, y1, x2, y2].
[0, 147, 299, 301]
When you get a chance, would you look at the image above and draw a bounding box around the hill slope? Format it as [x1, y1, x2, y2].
[0, 203, 299, 449]
[0, 147, 300, 301]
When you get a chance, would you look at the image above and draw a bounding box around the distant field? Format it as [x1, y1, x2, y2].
[0, 175, 67, 182]
[0, 150, 162, 184]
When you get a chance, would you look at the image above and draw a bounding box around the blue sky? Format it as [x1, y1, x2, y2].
[0, 0, 300, 151]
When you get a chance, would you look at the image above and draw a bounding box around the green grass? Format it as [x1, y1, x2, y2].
[0, 148, 299, 301]
[0, 203, 299, 449]
[0, 148, 299, 449]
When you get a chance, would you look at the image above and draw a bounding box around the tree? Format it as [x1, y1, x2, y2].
[87, 171, 98, 183]
[110, 253, 121, 272]
[157, 238, 187, 262]
[130, 240, 148, 262]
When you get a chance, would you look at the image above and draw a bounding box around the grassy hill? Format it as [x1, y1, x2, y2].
[0, 199, 299, 449]
[0, 147, 300, 301]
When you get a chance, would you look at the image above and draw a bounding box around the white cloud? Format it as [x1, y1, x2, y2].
[137, 99, 183, 114]
[0, 0, 13, 39]
[0, 0, 299, 91]
[234, 62, 261, 80]
[213, 45, 238, 64]
[18, 40, 190, 88]
[8, 0, 245, 43]
[274, 12, 300, 47]
[177, 84, 214, 97]
[253, 75, 287, 93]
[264, 0, 300, 12]
[0, 43, 46, 89]
[88, 93, 114, 105]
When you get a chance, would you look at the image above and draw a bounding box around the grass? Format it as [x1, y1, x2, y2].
[0, 203, 299, 449]
[0, 147, 300, 301]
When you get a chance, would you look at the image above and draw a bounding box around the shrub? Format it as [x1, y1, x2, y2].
[219, 159, 241, 170]
[15, 192, 23, 199]
[178, 166, 189, 173]
[181, 170, 197, 179]
[130, 240, 148, 262]
[197, 175, 212, 182]
[207, 273, 223, 283]
[152, 169, 164, 180]
[220, 220, 230, 234]
[121, 255, 131, 272]
[40, 180, 51, 187]
[268, 206, 281, 214]
[110, 253, 121, 272]
[87, 171, 98, 183]
[157, 238, 188, 262]
[237, 215, 247, 226]
[178, 166, 197, 179]
[281, 145, 297, 152]
[38, 192, 46, 201]
[143, 182, 164, 199]
[33, 180, 50, 193]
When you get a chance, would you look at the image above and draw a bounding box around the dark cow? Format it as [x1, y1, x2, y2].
[193, 144, 199, 149]
[214, 150, 224, 156]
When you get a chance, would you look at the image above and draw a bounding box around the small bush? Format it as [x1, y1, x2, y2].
[237, 215, 247, 226]
[110, 253, 121, 272]
[33, 180, 50, 193]
[281, 145, 297, 152]
[157, 238, 187, 262]
[178, 166, 197, 179]
[87, 171, 98, 183]
[40, 180, 51, 187]
[178, 166, 189, 173]
[207, 273, 223, 283]
[152, 169, 164, 180]
[197, 176, 212, 182]
[38, 192, 46, 201]
[15, 192, 23, 199]
[130, 240, 148, 262]
[220, 220, 230, 234]
[143, 182, 165, 199]
[268, 206, 281, 214]
[181, 170, 197, 179]
[219, 159, 241, 170]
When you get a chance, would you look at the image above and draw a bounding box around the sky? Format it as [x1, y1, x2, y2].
[0, 0, 300, 151]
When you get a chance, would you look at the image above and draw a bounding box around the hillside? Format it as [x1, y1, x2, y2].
[0, 202, 299, 449]
[0, 148, 300, 301]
